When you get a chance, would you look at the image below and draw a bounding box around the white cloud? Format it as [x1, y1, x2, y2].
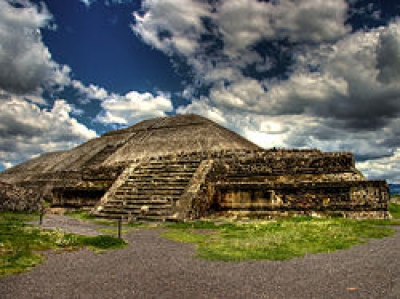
[80, 0, 133, 6]
[71, 79, 175, 127]
[0, 94, 97, 169]
[287, 23, 400, 128]
[72, 80, 109, 102]
[218, 0, 349, 58]
[0, 1, 93, 169]
[133, 0, 211, 57]
[177, 98, 227, 125]
[97, 90, 173, 125]
[358, 149, 400, 184]
[133, 0, 349, 76]
[0, 0, 70, 95]
[80, 0, 95, 6]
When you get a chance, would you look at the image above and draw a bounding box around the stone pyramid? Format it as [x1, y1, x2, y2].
[0, 114, 259, 185]
[0, 114, 390, 220]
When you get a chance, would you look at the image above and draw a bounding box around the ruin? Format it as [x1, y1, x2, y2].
[0, 114, 390, 219]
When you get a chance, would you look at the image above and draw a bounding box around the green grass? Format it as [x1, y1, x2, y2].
[79, 235, 126, 250]
[0, 212, 127, 278]
[162, 216, 397, 262]
[389, 202, 400, 219]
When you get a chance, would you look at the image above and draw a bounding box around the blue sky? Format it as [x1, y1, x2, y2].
[1, 0, 400, 183]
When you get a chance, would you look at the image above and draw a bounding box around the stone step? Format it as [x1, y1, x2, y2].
[115, 190, 184, 196]
[95, 157, 201, 220]
[101, 200, 172, 206]
[102, 203, 172, 209]
[143, 161, 201, 167]
[136, 166, 200, 172]
[121, 182, 189, 188]
[118, 185, 186, 191]
[113, 199, 178, 206]
[123, 178, 192, 185]
[128, 171, 196, 177]
[123, 177, 191, 183]
[100, 208, 170, 217]
[113, 196, 179, 201]
[123, 196, 178, 202]
[104, 205, 172, 215]
[116, 188, 185, 194]
[106, 198, 173, 205]
[125, 177, 193, 184]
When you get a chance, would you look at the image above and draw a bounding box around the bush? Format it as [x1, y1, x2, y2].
[80, 235, 127, 250]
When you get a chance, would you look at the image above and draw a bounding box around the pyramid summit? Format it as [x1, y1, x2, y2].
[0, 114, 391, 220]
[1, 114, 259, 179]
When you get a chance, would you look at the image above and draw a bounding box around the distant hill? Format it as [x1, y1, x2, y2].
[389, 184, 400, 195]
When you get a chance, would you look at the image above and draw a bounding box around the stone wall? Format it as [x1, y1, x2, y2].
[211, 180, 389, 219]
[82, 166, 124, 181]
[175, 159, 216, 220]
[221, 151, 355, 178]
[176, 150, 389, 219]
[0, 181, 42, 212]
[52, 187, 107, 208]
[50, 167, 122, 208]
[1, 147, 388, 219]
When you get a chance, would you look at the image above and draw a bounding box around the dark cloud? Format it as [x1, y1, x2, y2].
[0, 115, 42, 140]
[377, 26, 400, 84]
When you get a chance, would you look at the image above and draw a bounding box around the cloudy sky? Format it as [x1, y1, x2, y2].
[1, 0, 400, 183]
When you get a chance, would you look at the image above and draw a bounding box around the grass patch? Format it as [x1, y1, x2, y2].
[78, 235, 126, 250]
[0, 212, 127, 278]
[389, 203, 400, 219]
[161, 217, 396, 262]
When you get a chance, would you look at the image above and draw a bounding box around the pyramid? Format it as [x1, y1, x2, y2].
[0, 114, 390, 220]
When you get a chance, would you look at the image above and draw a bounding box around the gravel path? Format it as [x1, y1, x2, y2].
[29, 214, 105, 236]
[1, 216, 399, 299]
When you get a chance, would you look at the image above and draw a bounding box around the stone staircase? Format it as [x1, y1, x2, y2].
[95, 158, 203, 221]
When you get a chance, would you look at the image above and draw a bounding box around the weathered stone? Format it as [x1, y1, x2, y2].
[0, 181, 42, 212]
[0, 114, 391, 220]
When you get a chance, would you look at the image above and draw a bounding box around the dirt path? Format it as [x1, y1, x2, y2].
[1, 216, 399, 299]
